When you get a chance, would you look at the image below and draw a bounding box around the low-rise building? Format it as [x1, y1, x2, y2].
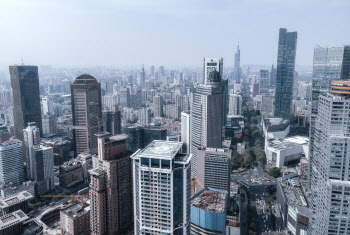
[191, 188, 228, 234]
[0, 210, 29, 235]
[0, 191, 33, 216]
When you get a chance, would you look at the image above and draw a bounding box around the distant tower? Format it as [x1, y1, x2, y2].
[153, 95, 164, 117]
[71, 74, 102, 155]
[269, 64, 276, 87]
[228, 93, 242, 115]
[274, 28, 298, 120]
[259, 70, 269, 95]
[132, 141, 191, 234]
[42, 96, 54, 115]
[10, 65, 42, 141]
[23, 122, 40, 180]
[233, 44, 241, 84]
[103, 106, 121, 135]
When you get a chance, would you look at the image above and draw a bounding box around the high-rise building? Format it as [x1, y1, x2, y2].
[71, 74, 102, 155]
[0, 125, 10, 143]
[259, 70, 269, 95]
[292, 72, 299, 101]
[89, 133, 133, 235]
[196, 147, 231, 193]
[139, 107, 151, 126]
[10, 65, 42, 141]
[131, 141, 191, 234]
[308, 46, 350, 187]
[102, 106, 121, 135]
[159, 66, 165, 77]
[228, 93, 242, 116]
[23, 122, 40, 179]
[181, 112, 190, 153]
[203, 58, 223, 85]
[270, 64, 276, 87]
[261, 94, 274, 117]
[0, 138, 24, 186]
[233, 45, 241, 84]
[119, 87, 130, 108]
[42, 96, 54, 115]
[42, 114, 57, 134]
[60, 202, 90, 235]
[153, 95, 163, 117]
[274, 28, 298, 120]
[150, 65, 154, 77]
[309, 80, 350, 234]
[191, 58, 223, 176]
[32, 145, 55, 195]
[0, 89, 12, 108]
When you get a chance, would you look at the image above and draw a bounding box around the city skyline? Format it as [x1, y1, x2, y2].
[0, 0, 349, 70]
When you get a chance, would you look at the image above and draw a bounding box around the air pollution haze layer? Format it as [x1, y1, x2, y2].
[0, 0, 349, 69]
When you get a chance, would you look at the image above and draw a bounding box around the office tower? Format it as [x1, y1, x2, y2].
[259, 70, 269, 95]
[132, 141, 191, 234]
[62, 79, 71, 94]
[71, 74, 102, 155]
[60, 202, 90, 235]
[10, 65, 42, 141]
[102, 94, 118, 110]
[102, 106, 121, 135]
[274, 28, 298, 120]
[176, 94, 190, 112]
[203, 58, 223, 85]
[0, 210, 29, 234]
[270, 64, 277, 87]
[42, 114, 57, 134]
[123, 126, 144, 152]
[32, 145, 54, 195]
[228, 93, 242, 116]
[139, 107, 151, 126]
[252, 81, 259, 97]
[181, 112, 190, 153]
[23, 122, 40, 179]
[0, 138, 24, 186]
[196, 147, 232, 192]
[42, 96, 54, 115]
[89, 133, 133, 235]
[150, 65, 154, 77]
[233, 44, 241, 84]
[164, 104, 181, 119]
[159, 65, 165, 77]
[119, 86, 130, 108]
[153, 95, 164, 117]
[138, 64, 145, 86]
[292, 72, 299, 101]
[308, 46, 350, 186]
[143, 126, 167, 146]
[0, 125, 10, 143]
[0, 89, 12, 107]
[309, 81, 350, 234]
[191, 58, 223, 176]
[261, 94, 274, 117]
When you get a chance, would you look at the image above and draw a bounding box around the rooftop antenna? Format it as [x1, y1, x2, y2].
[21, 57, 24, 65]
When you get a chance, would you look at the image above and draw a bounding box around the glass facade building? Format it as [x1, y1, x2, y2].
[10, 66, 42, 141]
[308, 46, 350, 186]
[274, 28, 298, 120]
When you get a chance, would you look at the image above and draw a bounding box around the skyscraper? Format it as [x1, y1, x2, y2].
[191, 58, 223, 176]
[102, 105, 121, 135]
[274, 28, 298, 120]
[10, 65, 42, 141]
[139, 107, 151, 126]
[71, 74, 102, 155]
[233, 45, 241, 84]
[89, 133, 133, 234]
[308, 46, 350, 186]
[153, 95, 164, 117]
[228, 93, 242, 116]
[270, 64, 276, 87]
[259, 70, 269, 95]
[149, 65, 154, 77]
[181, 111, 190, 153]
[309, 80, 350, 234]
[131, 141, 191, 234]
[23, 122, 40, 179]
[31, 145, 55, 195]
[42, 96, 54, 115]
[0, 138, 25, 186]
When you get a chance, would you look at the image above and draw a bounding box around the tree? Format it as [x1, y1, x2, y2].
[268, 167, 281, 178]
[243, 152, 253, 168]
[231, 151, 242, 170]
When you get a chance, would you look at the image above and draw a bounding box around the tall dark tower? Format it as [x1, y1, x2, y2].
[71, 74, 102, 155]
[10, 65, 42, 141]
[233, 44, 241, 84]
[274, 28, 298, 120]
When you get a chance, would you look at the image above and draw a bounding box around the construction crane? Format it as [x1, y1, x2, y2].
[40, 193, 88, 204]
[191, 172, 207, 193]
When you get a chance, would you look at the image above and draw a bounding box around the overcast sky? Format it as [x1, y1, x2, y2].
[0, 0, 349, 69]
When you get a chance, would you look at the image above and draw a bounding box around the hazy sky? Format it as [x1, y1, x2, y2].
[0, 0, 349, 69]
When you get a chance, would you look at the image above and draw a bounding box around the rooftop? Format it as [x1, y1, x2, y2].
[191, 189, 227, 214]
[279, 178, 309, 211]
[135, 140, 183, 159]
[268, 136, 309, 150]
[0, 210, 29, 229]
[0, 191, 33, 209]
[73, 74, 97, 84]
[61, 202, 90, 219]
